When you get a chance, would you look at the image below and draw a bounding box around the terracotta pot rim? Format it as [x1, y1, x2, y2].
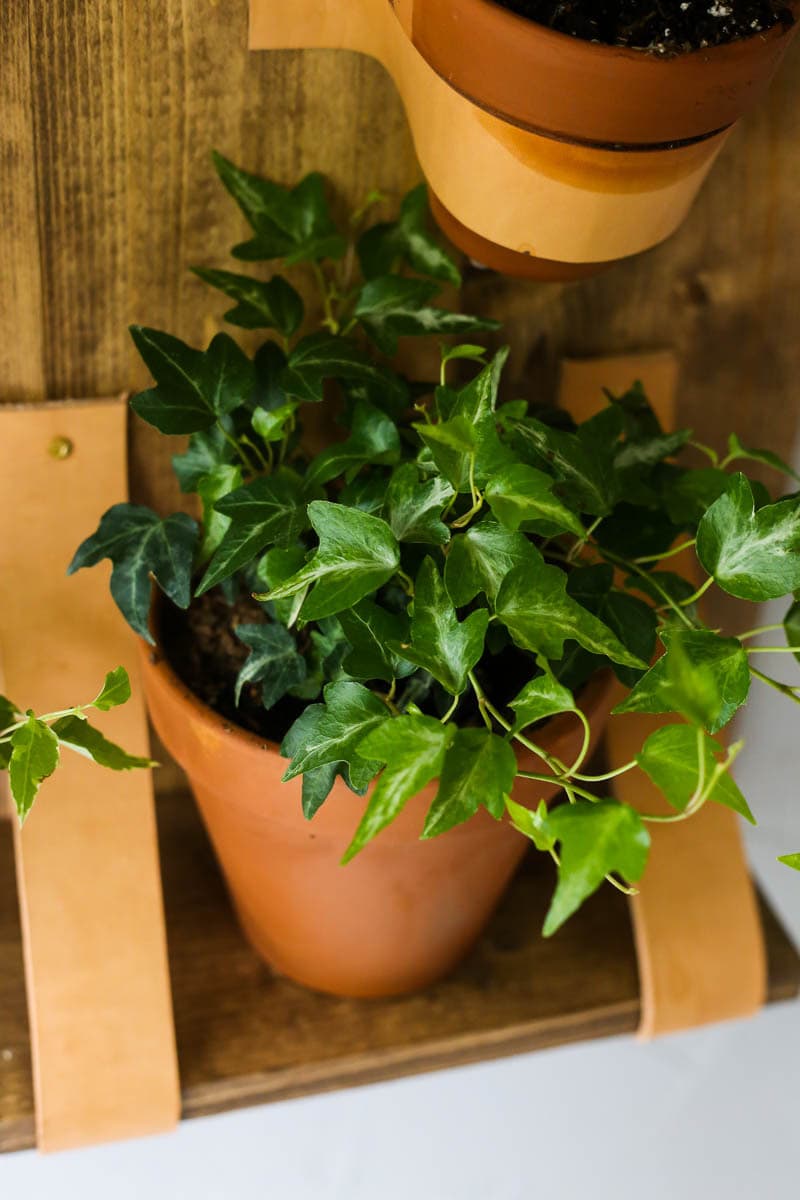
[407, 0, 800, 146]
[145, 596, 613, 768]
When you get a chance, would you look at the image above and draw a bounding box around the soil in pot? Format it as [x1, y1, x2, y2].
[493, 0, 792, 52]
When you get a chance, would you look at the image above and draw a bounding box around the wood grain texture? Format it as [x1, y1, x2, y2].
[1, 787, 798, 1153]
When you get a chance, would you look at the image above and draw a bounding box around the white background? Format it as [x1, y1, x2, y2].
[3, 525, 798, 1199]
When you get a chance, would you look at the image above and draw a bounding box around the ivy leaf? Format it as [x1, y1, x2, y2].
[385, 463, 454, 545]
[130, 328, 255, 433]
[697, 473, 800, 601]
[337, 601, 415, 683]
[543, 800, 650, 936]
[778, 853, 800, 871]
[299, 763, 340, 821]
[422, 728, 516, 837]
[197, 467, 310, 594]
[0, 695, 20, 769]
[280, 331, 407, 406]
[213, 154, 346, 263]
[509, 669, 575, 733]
[343, 715, 455, 862]
[252, 402, 298, 443]
[51, 715, 154, 771]
[196, 463, 244, 565]
[784, 598, 800, 665]
[614, 428, 691, 470]
[506, 797, 556, 854]
[357, 183, 460, 285]
[566, 567, 657, 688]
[420, 351, 513, 491]
[440, 344, 488, 371]
[636, 724, 754, 823]
[509, 416, 617, 517]
[192, 267, 304, 336]
[725, 433, 800, 484]
[9, 715, 60, 823]
[263, 502, 400, 621]
[390, 558, 488, 695]
[614, 629, 750, 734]
[485, 463, 584, 537]
[172, 426, 236, 493]
[233, 623, 307, 709]
[305, 401, 400, 487]
[354, 275, 497, 355]
[495, 553, 647, 668]
[91, 667, 132, 711]
[663, 468, 731, 526]
[280, 680, 387, 793]
[445, 520, 538, 607]
[68, 505, 199, 642]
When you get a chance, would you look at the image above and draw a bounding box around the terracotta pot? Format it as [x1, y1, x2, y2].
[139, 608, 613, 998]
[249, 0, 799, 278]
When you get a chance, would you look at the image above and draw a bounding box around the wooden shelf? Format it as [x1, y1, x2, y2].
[2, 789, 799, 1153]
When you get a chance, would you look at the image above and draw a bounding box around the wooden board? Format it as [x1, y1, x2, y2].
[1, 786, 798, 1153]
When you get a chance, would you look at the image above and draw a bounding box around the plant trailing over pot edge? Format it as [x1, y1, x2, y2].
[69, 155, 800, 948]
[0, 667, 154, 822]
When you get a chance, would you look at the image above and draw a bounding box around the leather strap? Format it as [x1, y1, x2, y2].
[558, 354, 766, 1036]
[0, 398, 180, 1150]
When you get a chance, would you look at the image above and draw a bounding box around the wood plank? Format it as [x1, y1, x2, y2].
[2, 787, 798, 1153]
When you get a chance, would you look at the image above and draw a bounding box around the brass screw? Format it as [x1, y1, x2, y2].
[48, 436, 74, 460]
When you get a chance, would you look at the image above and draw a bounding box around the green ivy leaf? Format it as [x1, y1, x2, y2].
[542, 800, 650, 936]
[197, 467, 310, 594]
[193, 267, 304, 336]
[420, 351, 513, 491]
[252, 402, 298, 443]
[281, 331, 407, 406]
[305, 401, 400, 487]
[614, 428, 691, 470]
[0, 695, 20, 770]
[51, 715, 154, 771]
[213, 154, 346, 263]
[299, 763, 340, 820]
[173, 426, 236, 493]
[422, 728, 516, 837]
[726, 433, 800, 484]
[778, 852, 800, 871]
[445, 520, 538, 607]
[614, 629, 750, 734]
[663, 468, 731, 526]
[357, 183, 460, 285]
[509, 415, 618, 517]
[567, 567, 657, 688]
[233, 623, 307, 709]
[384, 463, 454, 545]
[390, 558, 488, 696]
[354, 275, 497, 355]
[90, 667, 132, 712]
[130, 328, 255, 433]
[196, 463, 244, 565]
[495, 553, 647, 668]
[264, 502, 400, 621]
[784, 598, 800, 665]
[485, 463, 584, 537]
[635, 724, 754, 822]
[509, 669, 575, 732]
[69, 505, 199, 641]
[9, 715, 60, 823]
[280, 680, 387, 794]
[506, 797, 556, 854]
[337, 601, 415, 683]
[697, 473, 800, 601]
[343, 715, 455, 861]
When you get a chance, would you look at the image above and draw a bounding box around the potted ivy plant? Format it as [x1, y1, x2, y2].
[250, 0, 799, 278]
[71, 156, 800, 998]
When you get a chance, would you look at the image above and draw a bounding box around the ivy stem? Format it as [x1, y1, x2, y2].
[564, 708, 592, 776]
[312, 261, 339, 334]
[750, 666, 800, 704]
[676, 576, 714, 609]
[220, 425, 256, 472]
[689, 440, 719, 466]
[599, 546, 695, 630]
[632, 538, 696, 565]
[240, 434, 271, 472]
[0, 706, 84, 741]
[567, 516, 602, 563]
[573, 759, 638, 783]
[746, 646, 800, 655]
[739, 623, 788, 641]
[395, 568, 415, 596]
[440, 694, 460, 724]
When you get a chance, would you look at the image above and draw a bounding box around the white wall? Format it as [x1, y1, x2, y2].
[3, 516, 799, 1200]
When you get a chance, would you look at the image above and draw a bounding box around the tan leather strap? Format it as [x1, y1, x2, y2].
[0, 399, 180, 1150]
[558, 354, 766, 1036]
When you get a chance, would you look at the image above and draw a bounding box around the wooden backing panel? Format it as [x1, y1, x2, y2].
[0, 3, 45, 399]
[559, 352, 767, 1036]
[0, 400, 179, 1151]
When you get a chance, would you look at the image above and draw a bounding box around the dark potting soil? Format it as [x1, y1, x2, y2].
[493, 0, 792, 53]
[160, 589, 306, 743]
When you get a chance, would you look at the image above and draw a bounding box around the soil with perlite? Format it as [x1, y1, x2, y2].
[493, 0, 793, 52]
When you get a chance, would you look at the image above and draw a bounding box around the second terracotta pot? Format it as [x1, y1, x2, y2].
[140, 614, 613, 998]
